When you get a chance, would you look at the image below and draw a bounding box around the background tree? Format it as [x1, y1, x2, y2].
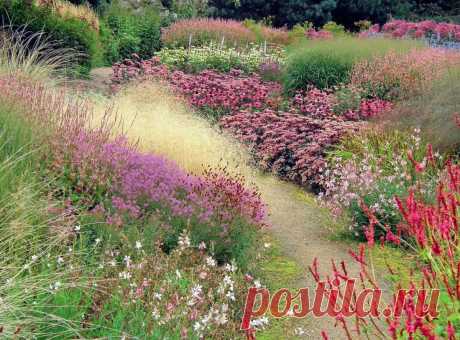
[277, 0, 337, 27]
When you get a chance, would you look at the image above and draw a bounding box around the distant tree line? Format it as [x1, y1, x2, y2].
[66, 0, 460, 28]
[207, 0, 460, 28]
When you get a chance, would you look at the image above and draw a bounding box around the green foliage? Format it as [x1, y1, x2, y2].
[283, 37, 420, 92]
[101, 3, 162, 63]
[0, 0, 103, 75]
[332, 86, 362, 115]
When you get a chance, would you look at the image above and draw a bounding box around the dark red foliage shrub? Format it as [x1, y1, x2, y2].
[220, 109, 363, 186]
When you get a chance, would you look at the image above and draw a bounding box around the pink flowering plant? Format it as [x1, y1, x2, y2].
[319, 127, 444, 241]
[161, 18, 257, 48]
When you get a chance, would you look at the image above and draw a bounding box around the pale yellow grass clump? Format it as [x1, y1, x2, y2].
[95, 81, 257, 179]
[37, 0, 100, 31]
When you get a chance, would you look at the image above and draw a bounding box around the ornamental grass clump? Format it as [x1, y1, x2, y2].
[351, 48, 460, 101]
[385, 66, 460, 153]
[283, 37, 422, 92]
[161, 18, 257, 48]
[37, 0, 100, 32]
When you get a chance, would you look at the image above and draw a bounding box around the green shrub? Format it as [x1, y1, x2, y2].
[0, 0, 103, 75]
[283, 37, 421, 92]
[102, 3, 161, 62]
[322, 21, 347, 36]
[332, 86, 362, 115]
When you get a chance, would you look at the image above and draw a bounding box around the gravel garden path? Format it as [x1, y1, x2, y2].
[82, 68, 373, 339]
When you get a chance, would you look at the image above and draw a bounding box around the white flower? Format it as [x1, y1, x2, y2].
[154, 292, 162, 301]
[135, 241, 142, 250]
[225, 262, 237, 272]
[264, 242, 271, 249]
[226, 291, 235, 301]
[295, 327, 306, 336]
[206, 256, 216, 267]
[57, 256, 64, 265]
[74, 225, 81, 232]
[215, 312, 228, 325]
[223, 275, 233, 286]
[198, 241, 207, 250]
[193, 322, 202, 332]
[191, 284, 203, 299]
[254, 280, 262, 288]
[178, 232, 191, 249]
[250, 316, 269, 329]
[118, 271, 131, 280]
[50, 281, 62, 291]
[152, 307, 160, 320]
[31, 255, 38, 262]
[95, 238, 101, 245]
[176, 270, 182, 279]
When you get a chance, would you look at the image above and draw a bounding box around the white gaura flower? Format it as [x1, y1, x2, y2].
[154, 292, 162, 301]
[215, 312, 228, 325]
[198, 241, 207, 250]
[135, 241, 142, 250]
[191, 284, 203, 299]
[226, 291, 235, 301]
[152, 307, 160, 320]
[206, 256, 216, 267]
[118, 271, 131, 280]
[225, 262, 237, 272]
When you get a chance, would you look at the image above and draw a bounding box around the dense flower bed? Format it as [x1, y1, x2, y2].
[319, 127, 443, 240]
[111, 56, 394, 186]
[361, 19, 460, 46]
[155, 44, 285, 74]
[305, 28, 333, 40]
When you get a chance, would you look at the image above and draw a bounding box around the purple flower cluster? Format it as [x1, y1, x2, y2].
[0, 76, 266, 234]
